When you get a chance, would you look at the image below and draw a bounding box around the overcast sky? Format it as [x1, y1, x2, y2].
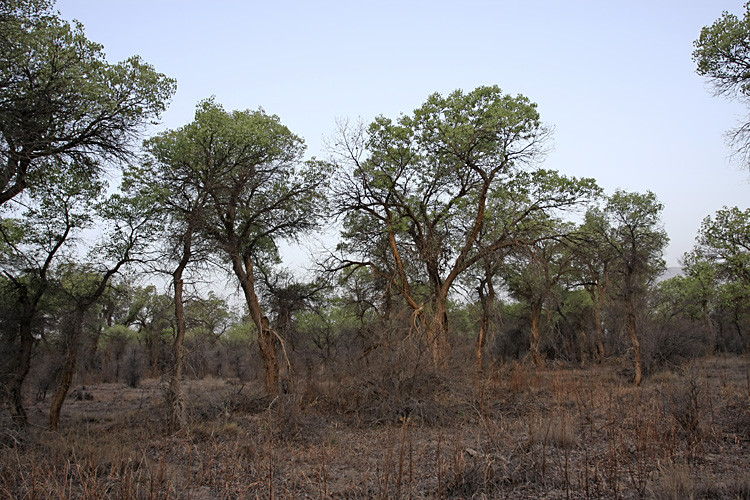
[55, 0, 750, 268]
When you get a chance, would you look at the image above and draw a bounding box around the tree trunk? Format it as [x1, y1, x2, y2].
[49, 308, 85, 431]
[167, 277, 187, 432]
[476, 315, 488, 374]
[593, 302, 606, 362]
[84, 322, 103, 375]
[530, 301, 544, 366]
[560, 313, 575, 363]
[383, 284, 393, 321]
[5, 318, 35, 426]
[626, 308, 643, 387]
[586, 286, 607, 362]
[579, 328, 587, 369]
[430, 293, 450, 367]
[231, 253, 279, 396]
[702, 301, 717, 356]
[143, 333, 161, 378]
[475, 277, 497, 374]
[259, 316, 280, 395]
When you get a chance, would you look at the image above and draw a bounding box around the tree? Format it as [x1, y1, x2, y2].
[127, 113, 217, 430]
[650, 274, 714, 361]
[331, 86, 597, 365]
[0, 0, 176, 205]
[0, 162, 103, 426]
[467, 245, 505, 373]
[185, 291, 233, 342]
[333, 197, 406, 332]
[570, 209, 620, 362]
[501, 218, 575, 366]
[602, 190, 668, 386]
[258, 265, 328, 353]
[691, 206, 750, 283]
[79, 275, 134, 376]
[681, 250, 720, 353]
[48, 263, 116, 431]
[146, 98, 330, 396]
[126, 285, 174, 377]
[553, 288, 595, 367]
[693, 2, 750, 167]
[47, 191, 162, 431]
[684, 206, 750, 349]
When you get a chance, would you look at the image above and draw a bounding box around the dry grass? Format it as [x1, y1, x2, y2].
[2, 355, 750, 499]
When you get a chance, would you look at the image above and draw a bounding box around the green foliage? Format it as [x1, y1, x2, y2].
[89, 189, 164, 267]
[336, 86, 550, 264]
[655, 275, 706, 323]
[185, 291, 233, 340]
[447, 299, 478, 338]
[558, 287, 594, 317]
[333, 86, 598, 321]
[693, 2, 750, 167]
[570, 208, 618, 286]
[683, 206, 750, 348]
[502, 218, 574, 301]
[224, 320, 257, 342]
[102, 323, 138, 343]
[693, 2, 750, 98]
[691, 206, 750, 284]
[296, 303, 354, 341]
[141, 97, 331, 262]
[0, 0, 176, 205]
[0, 162, 105, 270]
[124, 285, 173, 331]
[604, 190, 669, 291]
[56, 262, 106, 300]
[0, 160, 108, 347]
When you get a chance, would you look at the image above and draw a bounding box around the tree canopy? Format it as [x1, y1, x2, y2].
[0, 0, 176, 205]
[331, 86, 599, 363]
[693, 1, 750, 168]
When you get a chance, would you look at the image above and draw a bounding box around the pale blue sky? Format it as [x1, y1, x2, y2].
[56, 0, 750, 267]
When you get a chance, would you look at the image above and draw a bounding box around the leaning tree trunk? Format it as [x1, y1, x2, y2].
[49, 308, 85, 431]
[232, 253, 279, 396]
[4, 318, 35, 427]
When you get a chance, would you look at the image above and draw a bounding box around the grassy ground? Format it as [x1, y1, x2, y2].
[1, 355, 749, 499]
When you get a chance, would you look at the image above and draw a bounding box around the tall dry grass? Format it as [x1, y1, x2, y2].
[1, 354, 749, 499]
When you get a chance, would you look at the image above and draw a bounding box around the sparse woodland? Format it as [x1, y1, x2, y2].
[1, 1, 750, 498]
